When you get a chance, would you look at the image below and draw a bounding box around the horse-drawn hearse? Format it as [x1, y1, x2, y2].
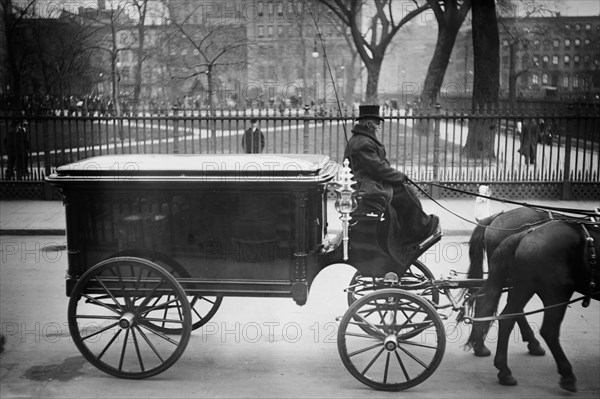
[48, 154, 599, 392]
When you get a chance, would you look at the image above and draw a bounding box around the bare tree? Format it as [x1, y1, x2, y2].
[2, 0, 37, 112]
[75, 1, 132, 116]
[29, 13, 98, 99]
[420, 0, 472, 106]
[462, 0, 500, 159]
[127, 0, 150, 112]
[321, 0, 429, 103]
[497, 0, 556, 109]
[164, 9, 247, 116]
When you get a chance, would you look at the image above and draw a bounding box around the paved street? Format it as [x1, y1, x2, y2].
[1, 235, 598, 398]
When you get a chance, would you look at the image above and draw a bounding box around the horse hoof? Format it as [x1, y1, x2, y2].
[527, 342, 546, 356]
[498, 373, 518, 386]
[559, 377, 577, 393]
[474, 345, 491, 357]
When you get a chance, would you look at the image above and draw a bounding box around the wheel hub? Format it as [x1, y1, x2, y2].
[119, 312, 135, 329]
[383, 335, 398, 351]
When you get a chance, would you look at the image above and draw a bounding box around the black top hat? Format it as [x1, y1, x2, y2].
[356, 105, 383, 122]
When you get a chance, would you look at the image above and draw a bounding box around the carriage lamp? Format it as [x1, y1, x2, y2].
[334, 159, 357, 261]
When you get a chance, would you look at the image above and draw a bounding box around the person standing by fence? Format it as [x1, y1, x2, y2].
[242, 119, 265, 153]
[518, 118, 541, 165]
[4, 120, 30, 180]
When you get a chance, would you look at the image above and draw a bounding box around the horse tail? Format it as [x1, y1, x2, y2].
[467, 213, 498, 279]
[465, 231, 524, 351]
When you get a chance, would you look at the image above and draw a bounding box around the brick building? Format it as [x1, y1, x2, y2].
[447, 15, 600, 101]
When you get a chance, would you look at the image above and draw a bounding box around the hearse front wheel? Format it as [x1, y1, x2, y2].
[68, 257, 191, 379]
[338, 289, 445, 391]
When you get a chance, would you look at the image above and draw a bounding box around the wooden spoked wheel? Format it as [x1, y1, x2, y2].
[112, 250, 223, 333]
[347, 260, 440, 306]
[338, 289, 445, 391]
[68, 257, 191, 379]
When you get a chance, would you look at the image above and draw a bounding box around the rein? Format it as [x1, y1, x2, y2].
[464, 295, 591, 324]
[409, 179, 599, 232]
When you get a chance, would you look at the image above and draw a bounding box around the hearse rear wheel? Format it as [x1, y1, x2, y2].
[68, 257, 191, 379]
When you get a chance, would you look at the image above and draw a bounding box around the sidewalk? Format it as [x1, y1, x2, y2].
[1, 198, 598, 236]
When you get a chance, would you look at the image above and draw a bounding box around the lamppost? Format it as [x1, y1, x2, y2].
[98, 72, 104, 95]
[312, 37, 319, 108]
[311, 34, 327, 112]
[112, 60, 122, 116]
[340, 65, 345, 105]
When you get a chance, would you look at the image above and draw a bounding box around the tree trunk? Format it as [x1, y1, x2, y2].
[133, 31, 145, 114]
[364, 57, 382, 104]
[507, 42, 517, 110]
[415, 22, 462, 135]
[133, 4, 147, 114]
[420, 24, 461, 106]
[463, 0, 499, 160]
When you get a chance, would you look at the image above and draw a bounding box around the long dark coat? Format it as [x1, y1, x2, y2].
[343, 124, 436, 244]
[518, 119, 541, 165]
[242, 127, 265, 153]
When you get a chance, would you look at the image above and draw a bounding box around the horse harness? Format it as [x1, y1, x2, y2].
[523, 214, 599, 307]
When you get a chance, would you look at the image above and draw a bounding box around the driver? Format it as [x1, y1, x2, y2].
[343, 104, 440, 246]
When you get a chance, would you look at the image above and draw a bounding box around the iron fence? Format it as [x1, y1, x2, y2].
[1, 105, 599, 199]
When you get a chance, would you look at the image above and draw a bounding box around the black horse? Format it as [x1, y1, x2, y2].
[465, 207, 551, 357]
[468, 219, 599, 392]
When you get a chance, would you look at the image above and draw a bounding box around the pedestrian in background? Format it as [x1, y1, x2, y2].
[242, 119, 265, 153]
[4, 120, 30, 180]
[518, 118, 541, 165]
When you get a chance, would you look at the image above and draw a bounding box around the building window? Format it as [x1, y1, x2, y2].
[564, 55, 570, 65]
[533, 39, 540, 47]
[181, 48, 187, 56]
[584, 38, 591, 46]
[257, 2, 263, 16]
[575, 38, 581, 47]
[267, 25, 274, 37]
[573, 76, 579, 88]
[564, 24, 570, 29]
[257, 25, 264, 37]
[542, 73, 548, 84]
[562, 75, 569, 88]
[574, 24, 581, 31]
[533, 55, 540, 65]
[584, 55, 591, 64]
[502, 39, 509, 47]
[278, 25, 283, 35]
[564, 39, 571, 47]
[543, 55, 549, 63]
[553, 39, 560, 47]
[552, 55, 559, 65]
[585, 23, 591, 31]
[277, 2, 283, 16]
[574, 55, 580, 64]
[532, 74, 539, 85]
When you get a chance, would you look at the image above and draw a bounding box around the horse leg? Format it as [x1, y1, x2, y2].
[471, 321, 492, 357]
[494, 289, 534, 386]
[538, 294, 577, 392]
[516, 316, 546, 356]
[469, 290, 502, 357]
